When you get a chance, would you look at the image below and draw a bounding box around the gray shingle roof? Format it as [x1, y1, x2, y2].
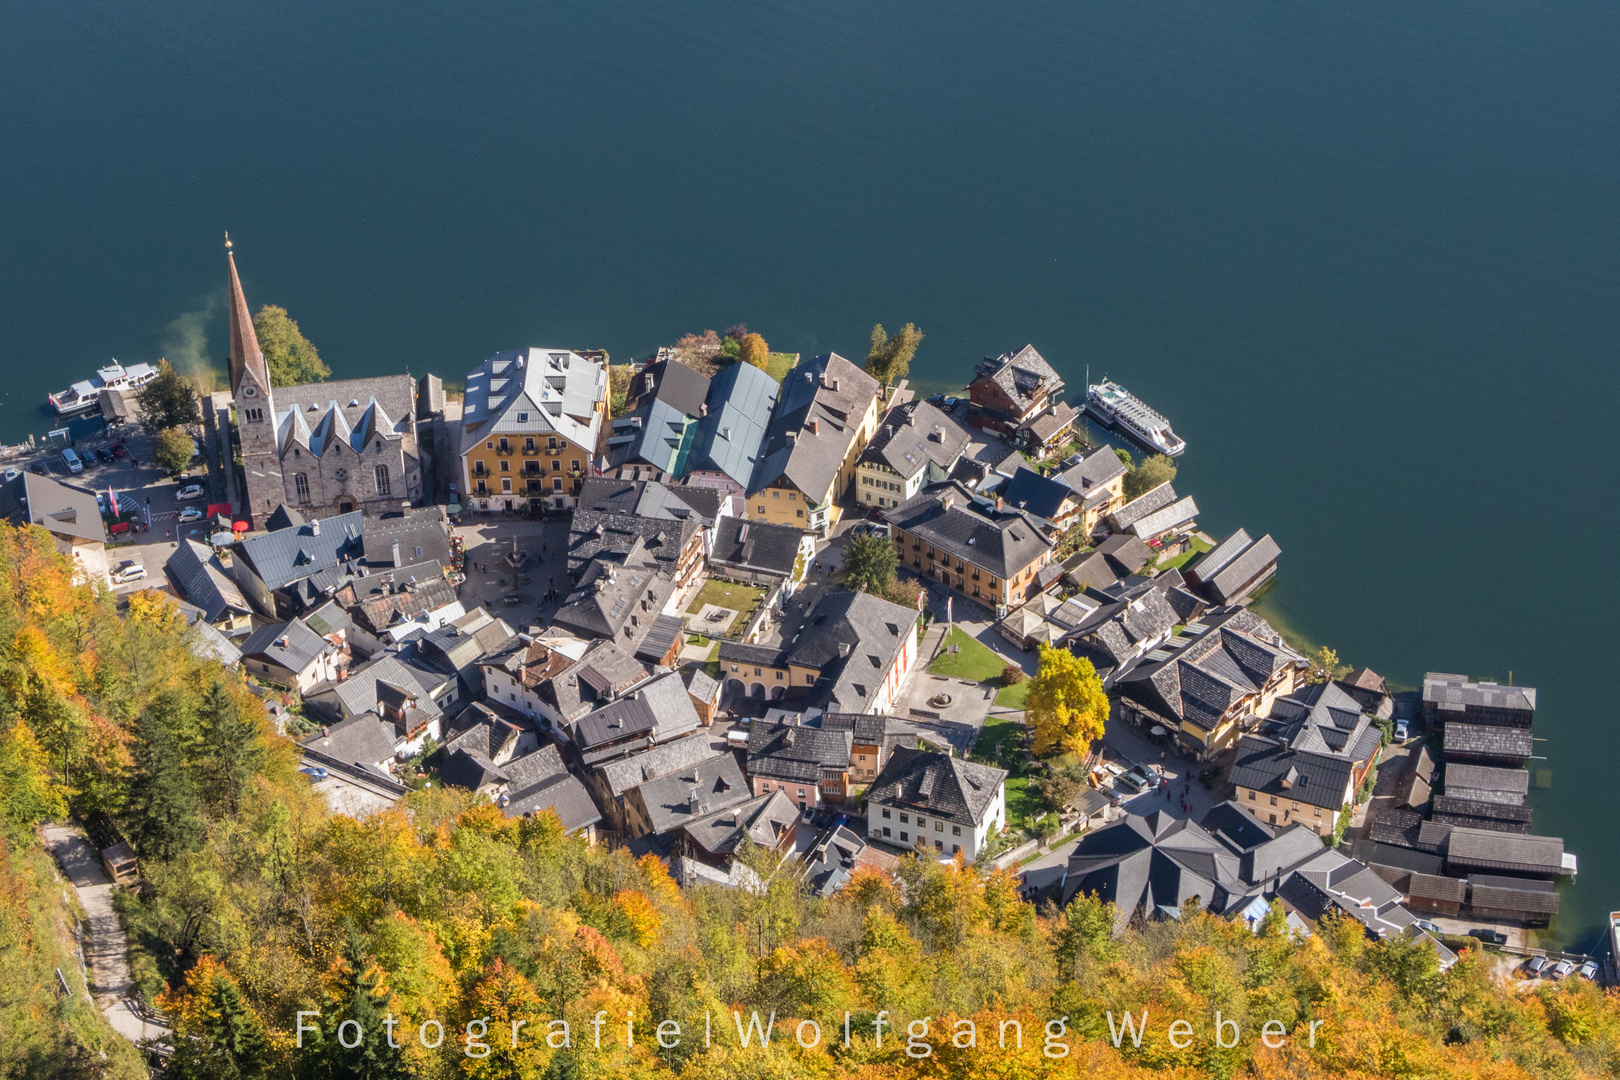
[572, 671, 701, 753]
[999, 466, 1077, 520]
[0, 473, 107, 544]
[1060, 810, 1241, 933]
[1442, 763, 1529, 805]
[1445, 828, 1563, 877]
[1107, 481, 1178, 531]
[749, 353, 880, 501]
[747, 722, 852, 784]
[1422, 672, 1537, 715]
[634, 613, 685, 664]
[237, 511, 364, 591]
[166, 539, 249, 621]
[867, 747, 1006, 827]
[972, 345, 1064, 414]
[631, 753, 750, 834]
[529, 641, 649, 724]
[857, 400, 972, 481]
[550, 541, 677, 646]
[788, 590, 916, 712]
[1466, 874, 1559, 915]
[302, 712, 400, 768]
[593, 731, 718, 799]
[1189, 530, 1281, 603]
[1055, 445, 1128, 497]
[710, 517, 804, 578]
[676, 789, 801, 858]
[1129, 495, 1199, 540]
[1118, 607, 1305, 733]
[883, 484, 1054, 579]
[499, 745, 603, 831]
[1229, 736, 1354, 812]
[1430, 795, 1534, 833]
[241, 618, 330, 674]
[690, 362, 780, 488]
[1442, 722, 1533, 761]
[362, 510, 452, 568]
[332, 655, 445, 722]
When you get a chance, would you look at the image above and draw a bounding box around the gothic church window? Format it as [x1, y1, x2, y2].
[293, 473, 310, 503]
[374, 465, 391, 497]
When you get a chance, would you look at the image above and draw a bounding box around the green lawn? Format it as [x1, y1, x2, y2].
[928, 627, 1008, 681]
[685, 578, 765, 617]
[1157, 535, 1214, 573]
[995, 678, 1031, 711]
[971, 717, 1039, 831]
[763, 352, 798, 382]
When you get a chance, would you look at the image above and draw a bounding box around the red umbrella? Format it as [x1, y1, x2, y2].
[232, 520, 250, 533]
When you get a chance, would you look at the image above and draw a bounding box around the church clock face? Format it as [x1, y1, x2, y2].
[243, 386, 257, 397]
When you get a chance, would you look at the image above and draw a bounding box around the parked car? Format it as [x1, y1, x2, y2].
[1577, 960, 1599, 981]
[111, 561, 146, 584]
[942, 396, 960, 410]
[60, 448, 83, 474]
[1524, 955, 1550, 977]
[1413, 919, 1443, 936]
[1394, 718, 1409, 741]
[1, 467, 17, 482]
[110, 441, 129, 459]
[29, 462, 48, 475]
[94, 447, 115, 465]
[178, 507, 204, 523]
[176, 484, 205, 501]
[1549, 959, 1575, 980]
[1468, 928, 1508, 946]
[299, 766, 329, 782]
[1118, 767, 1154, 794]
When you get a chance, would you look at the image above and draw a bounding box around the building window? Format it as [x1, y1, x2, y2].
[900, 832, 908, 842]
[374, 465, 391, 496]
[882, 827, 891, 837]
[500, 460, 510, 472]
[899, 814, 908, 824]
[476, 480, 487, 494]
[952, 826, 961, 836]
[797, 788, 806, 799]
[245, 407, 263, 422]
[859, 754, 868, 762]
[498, 439, 509, 452]
[501, 478, 512, 492]
[935, 821, 943, 832]
[772, 490, 780, 499]
[519, 414, 529, 424]
[881, 808, 890, 819]
[952, 844, 960, 854]
[552, 459, 562, 472]
[1269, 796, 1278, 806]
[553, 478, 563, 491]
[1248, 790, 1256, 801]
[571, 459, 581, 471]
[524, 437, 535, 451]
[917, 817, 926, 828]
[293, 473, 310, 503]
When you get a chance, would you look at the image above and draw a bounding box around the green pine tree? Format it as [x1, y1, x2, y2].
[125, 701, 204, 860]
[168, 971, 271, 1080]
[199, 680, 263, 815]
[314, 934, 413, 1080]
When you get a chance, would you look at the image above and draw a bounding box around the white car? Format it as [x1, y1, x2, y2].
[178, 507, 204, 523]
[2, 467, 17, 481]
[175, 484, 205, 501]
[111, 561, 147, 584]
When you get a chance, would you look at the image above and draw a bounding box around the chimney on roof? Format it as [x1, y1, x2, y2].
[310, 519, 320, 535]
[996, 497, 1003, 511]
[737, 523, 749, 543]
[941, 493, 954, 511]
[278, 635, 289, 649]
[807, 420, 819, 436]
[688, 788, 701, 813]
[391, 539, 402, 568]
[838, 642, 851, 659]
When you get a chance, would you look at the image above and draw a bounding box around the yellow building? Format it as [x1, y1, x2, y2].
[883, 485, 1057, 617]
[460, 349, 608, 513]
[745, 353, 882, 534]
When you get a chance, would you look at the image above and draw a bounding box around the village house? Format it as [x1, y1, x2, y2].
[1115, 606, 1307, 759]
[571, 670, 702, 764]
[1051, 446, 1130, 536]
[550, 538, 679, 652]
[865, 748, 1008, 862]
[232, 510, 364, 618]
[670, 789, 803, 870]
[884, 483, 1056, 616]
[164, 538, 253, 632]
[239, 618, 349, 694]
[991, 466, 1085, 538]
[459, 347, 608, 513]
[588, 731, 719, 837]
[0, 472, 109, 585]
[747, 353, 883, 534]
[360, 507, 454, 571]
[820, 712, 917, 789]
[707, 517, 813, 589]
[568, 477, 720, 588]
[1228, 682, 1384, 838]
[1105, 480, 1179, 534]
[964, 344, 1068, 441]
[716, 590, 918, 714]
[306, 652, 461, 751]
[683, 361, 781, 515]
[1422, 672, 1537, 730]
[604, 357, 711, 482]
[619, 752, 751, 839]
[746, 723, 854, 811]
[497, 745, 603, 840]
[854, 399, 973, 511]
[481, 639, 648, 736]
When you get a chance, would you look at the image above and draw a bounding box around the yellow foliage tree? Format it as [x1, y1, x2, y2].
[1026, 644, 1109, 758]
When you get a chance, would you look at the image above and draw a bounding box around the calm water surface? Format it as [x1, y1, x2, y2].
[3, 0, 1616, 947]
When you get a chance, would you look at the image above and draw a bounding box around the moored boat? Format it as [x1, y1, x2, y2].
[48, 360, 160, 416]
[1085, 380, 1185, 457]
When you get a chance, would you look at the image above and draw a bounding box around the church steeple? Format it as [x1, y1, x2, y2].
[225, 232, 271, 396]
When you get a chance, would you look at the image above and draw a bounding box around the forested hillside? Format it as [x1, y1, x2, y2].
[2, 518, 1618, 1080]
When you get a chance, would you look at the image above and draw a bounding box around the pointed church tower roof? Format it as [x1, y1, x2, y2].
[226, 233, 272, 397]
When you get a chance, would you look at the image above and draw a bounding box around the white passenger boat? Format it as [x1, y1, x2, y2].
[48, 360, 160, 416]
[1085, 380, 1185, 457]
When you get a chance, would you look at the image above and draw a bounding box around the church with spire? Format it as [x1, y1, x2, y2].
[224, 236, 426, 523]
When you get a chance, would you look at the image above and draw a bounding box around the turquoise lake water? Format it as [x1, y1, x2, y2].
[2, 0, 1616, 947]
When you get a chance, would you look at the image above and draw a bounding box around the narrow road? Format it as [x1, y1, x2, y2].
[40, 824, 170, 1044]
